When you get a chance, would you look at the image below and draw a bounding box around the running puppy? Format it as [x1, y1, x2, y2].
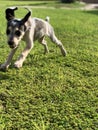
[0, 7, 67, 71]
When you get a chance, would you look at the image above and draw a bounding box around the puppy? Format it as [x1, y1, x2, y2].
[0, 7, 67, 71]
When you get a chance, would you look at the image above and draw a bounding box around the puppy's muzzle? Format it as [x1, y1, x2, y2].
[8, 41, 16, 48]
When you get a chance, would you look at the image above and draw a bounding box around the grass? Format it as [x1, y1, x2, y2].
[0, 1, 98, 130]
[0, 0, 85, 9]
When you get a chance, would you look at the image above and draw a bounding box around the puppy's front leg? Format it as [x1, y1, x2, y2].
[0, 48, 17, 71]
[14, 40, 33, 68]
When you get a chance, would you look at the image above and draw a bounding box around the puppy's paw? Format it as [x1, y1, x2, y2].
[0, 64, 9, 72]
[14, 61, 23, 69]
[61, 49, 67, 57]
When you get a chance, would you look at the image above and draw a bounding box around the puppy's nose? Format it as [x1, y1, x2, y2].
[8, 41, 14, 45]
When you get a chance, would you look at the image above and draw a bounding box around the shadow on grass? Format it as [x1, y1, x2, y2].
[0, 73, 10, 80]
[84, 10, 98, 15]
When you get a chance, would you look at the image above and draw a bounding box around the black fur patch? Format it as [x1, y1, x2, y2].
[7, 19, 27, 33]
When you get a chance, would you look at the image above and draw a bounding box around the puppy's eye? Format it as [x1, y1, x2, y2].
[6, 29, 10, 35]
[15, 30, 21, 37]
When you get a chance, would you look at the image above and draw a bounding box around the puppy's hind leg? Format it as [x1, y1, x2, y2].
[38, 36, 49, 54]
[49, 31, 67, 56]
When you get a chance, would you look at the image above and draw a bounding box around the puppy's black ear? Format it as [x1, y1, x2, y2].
[21, 11, 31, 24]
[5, 7, 18, 21]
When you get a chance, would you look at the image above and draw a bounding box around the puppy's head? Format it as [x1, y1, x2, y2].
[5, 7, 31, 49]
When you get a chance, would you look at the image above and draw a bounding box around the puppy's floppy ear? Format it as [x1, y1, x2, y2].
[21, 9, 31, 24]
[5, 7, 18, 21]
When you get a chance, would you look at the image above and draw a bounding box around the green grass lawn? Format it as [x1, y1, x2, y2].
[0, 1, 98, 130]
[0, 0, 85, 9]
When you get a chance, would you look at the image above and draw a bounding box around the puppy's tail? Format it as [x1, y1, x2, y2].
[45, 16, 50, 22]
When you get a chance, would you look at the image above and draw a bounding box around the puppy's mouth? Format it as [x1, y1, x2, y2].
[9, 44, 17, 49]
